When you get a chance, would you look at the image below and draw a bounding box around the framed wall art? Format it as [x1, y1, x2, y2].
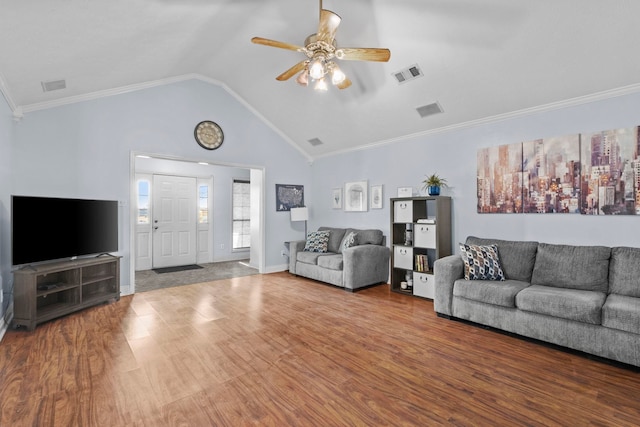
[275, 184, 304, 211]
[344, 180, 368, 212]
[371, 185, 383, 209]
[332, 188, 342, 209]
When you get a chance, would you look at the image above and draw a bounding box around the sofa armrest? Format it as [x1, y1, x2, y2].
[288, 240, 306, 274]
[433, 254, 464, 316]
[343, 245, 390, 290]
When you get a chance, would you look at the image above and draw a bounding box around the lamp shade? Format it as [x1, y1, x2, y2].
[290, 207, 309, 222]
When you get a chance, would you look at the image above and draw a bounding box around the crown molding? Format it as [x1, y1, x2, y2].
[0, 71, 22, 121]
[9, 72, 640, 162]
[193, 75, 314, 163]
[16, 73, 313, 163]
[313, 82, 640, 160]
[20, 74, 201, 114]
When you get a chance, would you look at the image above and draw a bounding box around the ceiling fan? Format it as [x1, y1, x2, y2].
[251, 0, 391, 91]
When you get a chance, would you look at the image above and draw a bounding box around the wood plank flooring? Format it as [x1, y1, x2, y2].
[1, 272, 639, 426]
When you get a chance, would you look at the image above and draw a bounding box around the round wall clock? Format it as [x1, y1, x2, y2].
[194, 120, 224, 150]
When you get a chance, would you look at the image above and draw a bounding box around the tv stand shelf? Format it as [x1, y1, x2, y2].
[13, 256, 120, 331]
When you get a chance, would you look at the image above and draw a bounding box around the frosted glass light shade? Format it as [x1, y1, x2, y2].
[314, 78, 328, 92]
[309, 58, 326, 80]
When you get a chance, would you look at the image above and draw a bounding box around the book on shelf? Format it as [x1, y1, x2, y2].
[416, 218, 436, 224]
[414, 254, 430, 272]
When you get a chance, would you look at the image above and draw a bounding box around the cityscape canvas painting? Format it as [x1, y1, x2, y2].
[580, 127, 639, 215]
[522, 134, 580, 214]
[477, 142, 523, 213]
[478, 126, 640, 215]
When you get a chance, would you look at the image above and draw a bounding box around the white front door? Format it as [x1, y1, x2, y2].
[152, 174, 197, 268]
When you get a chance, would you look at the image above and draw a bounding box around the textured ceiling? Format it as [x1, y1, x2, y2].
[2, 0, 640, 159]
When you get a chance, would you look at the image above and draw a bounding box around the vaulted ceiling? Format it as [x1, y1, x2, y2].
[2, 0, 640, 159]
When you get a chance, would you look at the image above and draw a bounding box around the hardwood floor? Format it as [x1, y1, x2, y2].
[1, 272, 639, 426]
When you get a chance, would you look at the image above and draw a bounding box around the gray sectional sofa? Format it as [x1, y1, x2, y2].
[434, 236, 640, 367]
[289, 226, 390, 291]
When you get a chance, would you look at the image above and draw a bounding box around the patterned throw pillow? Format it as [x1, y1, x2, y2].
[340, 232, 358, 252]
[303, 230, 331, 253]
[459, 243, 505, 281]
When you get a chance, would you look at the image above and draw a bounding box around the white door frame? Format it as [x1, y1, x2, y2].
[129, 151, 265, 294]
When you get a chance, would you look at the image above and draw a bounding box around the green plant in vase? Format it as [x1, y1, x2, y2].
[422, 173, 447, 196]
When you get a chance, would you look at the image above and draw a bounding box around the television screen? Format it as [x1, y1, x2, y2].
[11, 195, 118, 266]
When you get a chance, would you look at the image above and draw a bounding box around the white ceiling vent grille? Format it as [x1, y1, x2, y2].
[308, 138, 324, 146]
[41, 79, 66, 92]
[393, 64, 423, 84]
[416, 102, 444, 118]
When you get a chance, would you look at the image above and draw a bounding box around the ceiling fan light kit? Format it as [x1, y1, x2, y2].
[251, 2, 390, 92]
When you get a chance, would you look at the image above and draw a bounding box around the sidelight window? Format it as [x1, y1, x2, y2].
[137, 180, 150, 224]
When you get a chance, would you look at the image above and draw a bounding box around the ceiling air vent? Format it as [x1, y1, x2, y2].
[308, 138, 324, 146]
[41, 79, 66, 92]
[392, 64, 423, 84]
[416, 102, 444, 118]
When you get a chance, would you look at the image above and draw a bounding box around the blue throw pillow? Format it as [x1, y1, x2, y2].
[304, 230, 331, 253]
[459, 243, 505, 281]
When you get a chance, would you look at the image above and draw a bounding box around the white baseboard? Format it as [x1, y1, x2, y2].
[212, 255, 251, 263]
[263, 263, 288, 274]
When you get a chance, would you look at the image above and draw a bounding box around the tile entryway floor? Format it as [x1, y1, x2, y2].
[134, 260, 258, 293]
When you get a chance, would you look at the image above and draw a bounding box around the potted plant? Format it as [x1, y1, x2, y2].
[422, 173, 447, 196]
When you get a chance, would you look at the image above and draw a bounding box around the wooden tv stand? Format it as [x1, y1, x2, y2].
[12, 256, 120, 331]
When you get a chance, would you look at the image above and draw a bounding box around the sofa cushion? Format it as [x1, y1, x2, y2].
[515, 285, 606, 325]
[303, 230, 331, 253]
[609, 247, 640, 297]
[459, 243, 505, 281]
[465, 236, 538, 282]
[453, 279, 530, 308]
[297, 251, 332, 265]
[317, 254, 344, 271]
[319, 227, 346, 253]
[530, 243, 610, 292]
[339, 231, 358, 253]
[602, 294, 640, 334]
[345, 228, 384, 246]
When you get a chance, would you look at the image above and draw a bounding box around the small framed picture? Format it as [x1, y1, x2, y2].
[275, 184, 304, 211]
[344, 181, 368, 212]
[397, 187, 412, 197]
[371, 185, 383, 209]
[332, 188, 342, 209]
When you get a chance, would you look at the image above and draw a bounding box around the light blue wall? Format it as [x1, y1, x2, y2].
[311, 92, 640, 249]
[9, 79, 312, 290]
[0, 92, 13, 318]
[6, 77, 640, 305]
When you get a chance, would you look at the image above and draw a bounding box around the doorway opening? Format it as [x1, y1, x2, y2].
[130, 152, 265, 294]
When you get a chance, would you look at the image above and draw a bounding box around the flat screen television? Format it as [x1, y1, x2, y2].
[11, 195, 118, 266]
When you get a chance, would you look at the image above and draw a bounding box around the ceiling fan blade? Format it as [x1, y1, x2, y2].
[336, 47, 391, 62]
[336, 77, 352, 90]
[316, 9, 341, 43]
[276, 61, 308, 81]
[251, 37, 304, 52]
